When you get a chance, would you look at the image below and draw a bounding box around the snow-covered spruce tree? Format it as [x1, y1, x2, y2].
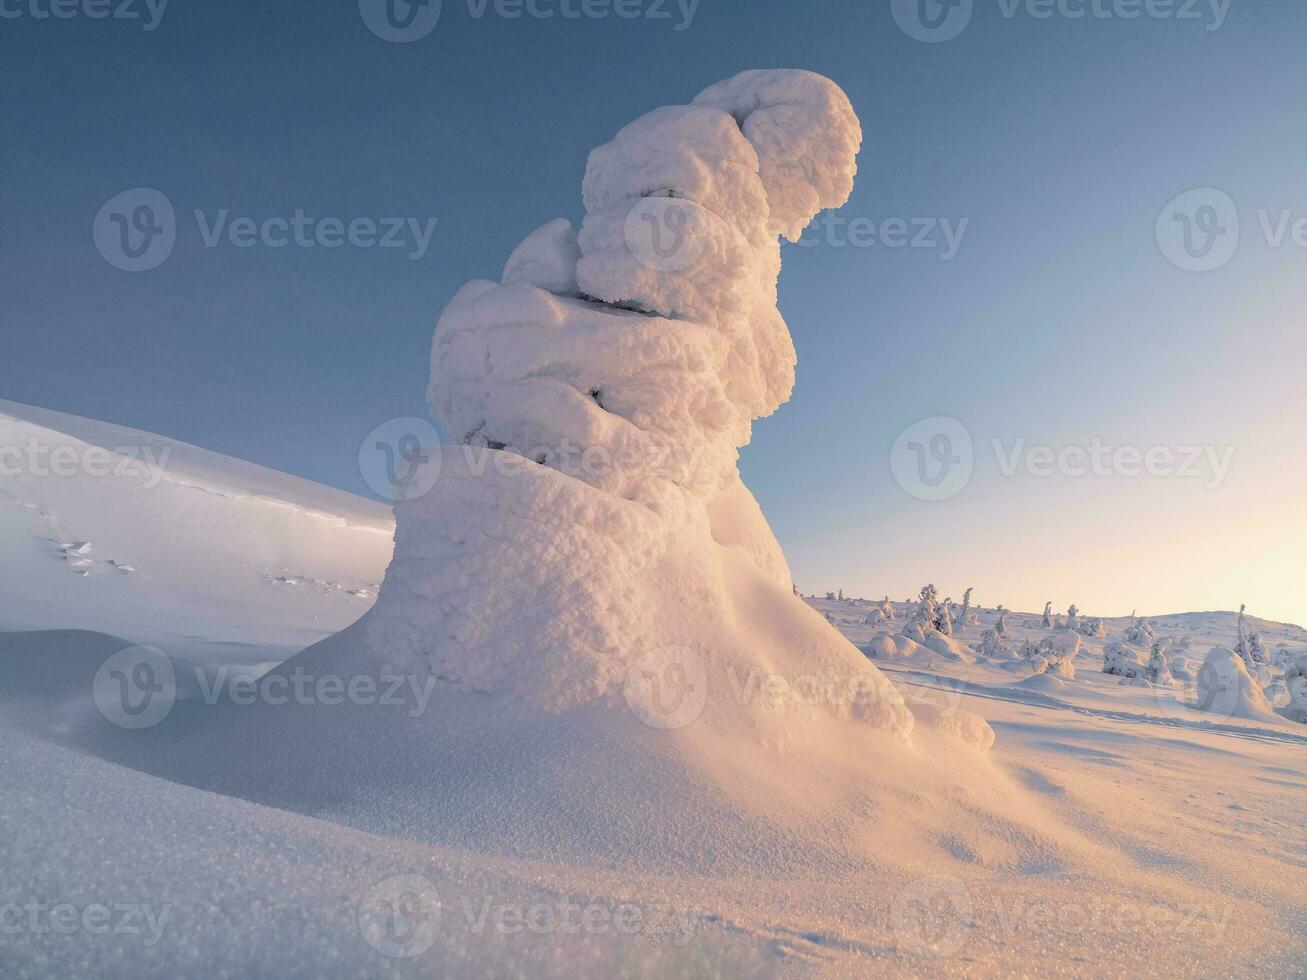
[1123, 616, 1155, 646]
[357, 70, 927, 735]
[1103, 642, 1146, 680]
[978, 628, 1012, 659]
[1065, 604, 1079, 632]
[959, 587, 975, 626]
[1281, 653, 1307, 724]
[995, 607, 1009, 636]
[938, 600, 953, 636]
[1249, 630, 1268, 666]
[1042, 602, 1053, 628]
[1079, 616, 1105, 638]
[1146, 638, 1174, 685]
[1234, 604, 1253, 668]
[1020, 635, 1078, 678]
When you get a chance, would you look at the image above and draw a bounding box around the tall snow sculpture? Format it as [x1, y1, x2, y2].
[359, 71, 925, 737]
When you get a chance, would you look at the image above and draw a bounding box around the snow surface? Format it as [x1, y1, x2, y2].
[3, 428, 1307, 974]
[4, 68, 1307, 977]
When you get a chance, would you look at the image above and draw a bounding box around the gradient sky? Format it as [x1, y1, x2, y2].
[2, 0, 1304, 624]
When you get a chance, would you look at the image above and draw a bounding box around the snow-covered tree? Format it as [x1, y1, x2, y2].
[1042, 602, 1053, 628]
[1103, 642, 1146, 680]
[1079, 616, 1106, 638]
[837, 588, 845, 602]
[978, 627, 1014, 659]
[1233, 604, 1254, 668]
[1249, 631, 1268, 666]
[1146, 638, 1174, 685]
[959, 587, 976, 626]
[995, 607, 1009, 636]
[1123, 616, 1154, 646]
[1065, 604, 1079, 632]
[938, 600, 953, 636]
[1281, 653, 1307, 724]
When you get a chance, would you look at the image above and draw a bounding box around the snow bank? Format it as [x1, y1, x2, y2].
[1192, 646, 1282, 723]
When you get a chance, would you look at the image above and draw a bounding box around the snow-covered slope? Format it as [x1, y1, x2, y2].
[0, 398, 394, 661]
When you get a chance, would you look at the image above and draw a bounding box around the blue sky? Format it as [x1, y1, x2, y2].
[2, 0, 1304, 622]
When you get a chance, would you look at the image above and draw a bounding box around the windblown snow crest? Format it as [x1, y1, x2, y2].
[359, 70, 980, 745]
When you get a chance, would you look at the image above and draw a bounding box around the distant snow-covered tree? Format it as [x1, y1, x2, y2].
[995, 608, 1009, 636]
[979, 627, 1014, 659]
[1103, 641, 1146, 680]
[959, 587, 976, 626]
[1234, 604, 1253, 668]
[1065, 604, 1079, 632]
[1079, 616, 1106, 638]
[1281, 653, 1307, 724]
[1123, 616, 1155, 646]
[1249, 631, 1268, 666]
[938, 600, 953, 636]
[1146, 638, 1174, 685]
[1042, 602, 1053, 628]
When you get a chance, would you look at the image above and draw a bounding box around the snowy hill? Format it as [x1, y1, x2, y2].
[0, 398, 394, 661]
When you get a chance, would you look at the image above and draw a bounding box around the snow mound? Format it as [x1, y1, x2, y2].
[864, 631, 932, 661]
[1192, 647, 1282, 723]
[922, 631, 977, 663]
